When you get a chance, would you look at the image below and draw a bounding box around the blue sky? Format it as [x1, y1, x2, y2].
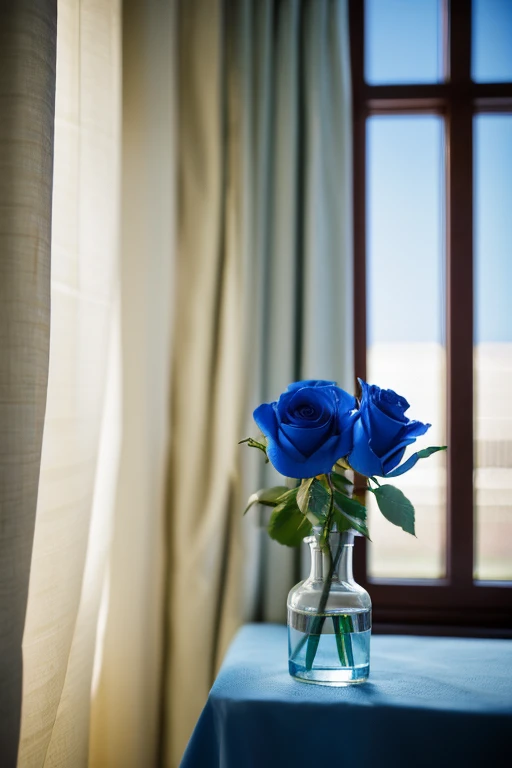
[365, 0, 512, 344]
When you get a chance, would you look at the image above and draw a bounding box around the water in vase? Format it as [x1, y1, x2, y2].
[288, 607, 371, 685]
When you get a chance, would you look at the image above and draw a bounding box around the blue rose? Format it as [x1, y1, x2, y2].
[348, 379, 430, 478]
[253, 380, 357, 479]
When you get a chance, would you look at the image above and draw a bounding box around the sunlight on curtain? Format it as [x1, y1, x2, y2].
[18, 1, 122, 765]
[88, 0, 174, 765]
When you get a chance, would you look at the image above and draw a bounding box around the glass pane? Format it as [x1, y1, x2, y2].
[473, 0, 512, 83]
[365, 0, 443, 85]
[366, 116, 446, 579]
[474, 115, 512, 581]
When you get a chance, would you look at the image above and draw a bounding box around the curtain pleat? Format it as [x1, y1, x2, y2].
[17, 1, 122, 766]
[0, 2, 57, 765]
[164, 3, 241, 764]
[165, 1, 353, 764]
[88, 0, 175, 765]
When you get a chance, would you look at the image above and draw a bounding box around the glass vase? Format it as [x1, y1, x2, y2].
[287, 528, 371, 685]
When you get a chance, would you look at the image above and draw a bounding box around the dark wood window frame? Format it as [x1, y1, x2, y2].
[349, 0, 512, 635]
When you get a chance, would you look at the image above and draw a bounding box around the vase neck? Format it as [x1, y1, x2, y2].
[308, 530, 355, 583]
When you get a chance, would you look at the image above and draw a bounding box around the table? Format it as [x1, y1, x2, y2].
[181, 624, 512, 767]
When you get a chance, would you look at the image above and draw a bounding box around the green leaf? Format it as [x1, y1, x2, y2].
[332, 489, 370, 538]
[330, 471, 353, 494]
[267, 490, 312, 547]
[333, 508, 370, 539]
[243, 485, 290, 515]
[371, 484, 416, 536]
[332, 508, 355, 533]
[317, 474, 331, 491]
[384, 445, 447, 478]
[296, 478, 331, 524]
[417, 445, 447, 458]
[296, 477, 313, 513]
[333, 491, 366, 520]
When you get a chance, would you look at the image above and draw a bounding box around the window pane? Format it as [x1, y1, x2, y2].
[366, 116, 446, 579]
[474, 115, 512, 581]
[365, 0, 443, 85]
[473, 0, 512, 83]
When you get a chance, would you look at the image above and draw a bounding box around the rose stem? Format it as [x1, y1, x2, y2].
[304, 476, 344, 671]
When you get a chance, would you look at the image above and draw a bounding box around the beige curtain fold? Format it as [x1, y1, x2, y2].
[88, 0, 175, 765]
[0, 2, 57, 765]
[17, 1, 122, 766]
[164, 1, 353, 764]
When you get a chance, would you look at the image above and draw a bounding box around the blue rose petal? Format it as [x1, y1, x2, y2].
[271, 428, 306, 463]
[252, 380, 356, 479]
[366, 406, 405, 456]
[280, 419, 335, 456]
[285, 379, 336, 393]
[336, 386, 358, 416]
[376, 387, 410, 420]
[294, 434, 344, 478]
[401, 419, 431, 439]
[348, 417, 382, 478]
[379, 442, 411, 475]
[253, 402, 279, 441]
[349, 379, 431, 479]
[279, 388, 333, 427]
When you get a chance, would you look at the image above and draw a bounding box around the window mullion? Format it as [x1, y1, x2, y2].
[349, 0, 368, 586]
[446, 0, 474, 587]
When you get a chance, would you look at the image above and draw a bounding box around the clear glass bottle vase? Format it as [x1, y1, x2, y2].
[287, 528, 371, 685]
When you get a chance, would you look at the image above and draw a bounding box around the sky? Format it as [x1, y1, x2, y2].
[364, 0, 512, 344]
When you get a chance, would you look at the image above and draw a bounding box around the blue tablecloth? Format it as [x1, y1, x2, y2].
[181, 623, 512, 767]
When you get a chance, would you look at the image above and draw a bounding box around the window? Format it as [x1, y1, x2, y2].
[349, 0, 512, 632]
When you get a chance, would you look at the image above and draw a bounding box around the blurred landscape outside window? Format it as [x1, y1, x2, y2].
[364, 0, 512, 581]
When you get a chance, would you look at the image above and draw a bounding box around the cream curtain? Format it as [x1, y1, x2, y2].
[17, 1, 122, 766]
[0, 2, 56, 765]
[164, 1, 353, 765]
[88, 0, 175, 765]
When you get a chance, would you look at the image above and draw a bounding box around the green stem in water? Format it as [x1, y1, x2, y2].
[333, 614, 355, 668]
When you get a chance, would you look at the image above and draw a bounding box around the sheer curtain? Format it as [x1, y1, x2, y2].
[1, 0, 170, 765]
[0, 1, 171, 765]
[164, 1, 353, 764]
[89, 0, 174, 765]
[17, 1, 122, 766]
